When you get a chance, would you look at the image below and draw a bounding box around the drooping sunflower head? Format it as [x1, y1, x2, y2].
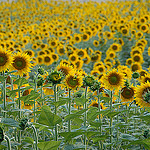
[47, 70, 63, 85]
[64, 73, 83, 90]
[0, 48, 13, 72]
[101, 68, 125, 91]
[11, 52, 32, 76]
[135, 82, 150, 108]
[83, 75, 95, 87]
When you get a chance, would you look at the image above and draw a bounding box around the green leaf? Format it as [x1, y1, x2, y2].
[38, 141, 61, 150]
[0, 118, 19, 127]
[107, 111, 120, 118]
[51, 100, 67, 108]
[23, 137, 34, 144]
[64, 114, 82, 122]
[100, 97, 111, 103]
[121, 133, 138, 141]
[92, 135, 109, 143]
[43, 83, 52, 87]
[84, 131, 101, 140]
[38, 105, 62, 128]
[59, 132, 83, 142]
[0, 76, 7, 82]
[139, 113, 150, 124]
[74, 98, 88, 106]
[89, 121, 103, 128]
[13, 77, 28, 87]
[0, 145, 7, 149]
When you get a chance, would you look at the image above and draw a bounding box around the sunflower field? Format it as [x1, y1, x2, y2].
[0, 0, 150, 149]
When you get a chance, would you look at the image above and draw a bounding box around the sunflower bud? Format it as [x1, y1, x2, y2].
[37, 76, 45, 87]
[47, 71, 63, 85]
[19, 118, 29, 130]
[83, 75, 95, 87]
[132, 72, 140, 79]
[90, 80, 101, 92]
[0, 127, 4, 143]
[38, 68, 45, 75]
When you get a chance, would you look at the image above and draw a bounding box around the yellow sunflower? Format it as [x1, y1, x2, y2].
[57, 63, 72, 76]
[101, 68, 125, 91]
[132, 54, 143, 64]
[126, 58, 133, 66]
[140, 74, 150, 84]
[10, 52, 32, 76]
[135, 81, 150, 108]
[131, 62, 142, 72]
[64, 72, 83, 90]
[0, 48, 13, 72]
[43, 55, 54, 66]
[89, 100, 107, 110]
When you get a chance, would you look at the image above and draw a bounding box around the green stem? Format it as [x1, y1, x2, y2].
[3, 71, 6, 118]
[5, 135, 11, 150]
[31, 125, 38, 150]
[97, 89, 103, 150]
[84, 86, 87, 149]
[41, 85, 45, 141]
[18, 76, 21, 143]
[68, 89, 71, 132]
[34, 77, 37, 122]
[110, 91, 113, 150]
[54, 84, 58, 141]
[10, 77, 15, 109]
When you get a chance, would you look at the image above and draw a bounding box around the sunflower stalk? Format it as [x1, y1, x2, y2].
[5, 135, 11, 150]
[97, 89, 103, 150]
[41, 85, 45, 141]
[31, 125, 38, 150]
[3, 71, 6, 118]
[34, 74, 38, 122]
[54, 84, 58, 141]
[110, 91, 113, 150]
[83, 86, 87, 149]
[68, 89, 71, 132]
[18, 76, 21, 143]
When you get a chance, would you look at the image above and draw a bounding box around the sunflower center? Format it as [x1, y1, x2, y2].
[44, 56, 50, 62]
[0, 54, 7, 66]
[121, 87, 134, 99]
[68, 77, 78, 87]
[109, 74, 119, 85]
[134, 56, 140, 61]
[52, 74, 60, 81]
[13, 57, 26, 70]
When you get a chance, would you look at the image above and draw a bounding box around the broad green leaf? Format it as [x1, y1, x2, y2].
[51, 100, 67, 108]
[64, 114, 82, 122]
[89, 121, 103, 128]
[139, 113, 150, 124]
[13, 77, 28, 87]
[121, 133, 138, 141]
[92, 135, 109, 143]
[84, 131, 101, 140]
[0, 118, 19, 127]
[38, 141, 61, 150]
[74, 98, 88, 106]
[100, 97, 111, 103]
[0, 76, 7, 82]
[38, 105, 62, 128]
[23, 137, 34, 144]
[59, 132, 83, 142]
[107, 111, 120, 118]
[0, 145, 7, 149]
[43, 83, 52, 87]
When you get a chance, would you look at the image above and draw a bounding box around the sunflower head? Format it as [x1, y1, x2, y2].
[132, 72, 140, 79]
[47, 71, 63, 85]
[37, 76, 45, 87]
[83, 75, 95, 87]
[38, 67, 45, 75]
[90, 80, 101, 92]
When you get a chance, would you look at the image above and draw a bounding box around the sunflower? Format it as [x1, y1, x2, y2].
[135, 31, 143, 39]
[64, 73, 83, 90]
[132, 54, 143, 64]
[10, 52, 32, 76]
[101, 68, 125, 91]
[95, 65, 106, 74]
[138, 69, 148, 79]
[141, 74, 150, 84]
[140, 24, 149, 33]
[24, 50, 34, 58]
[73, 34, 81, 43]
[110, 43, 121, 52]
[57, 63, 72, 76]
[75, 60, 83, 70]
[135, 81, 150, 108]
[49, 40, 57, 48]
[107, 51, 116, 59]
[121, 86, 135, 104]
[121, 27, 129, 36]
[0, 48, 13, 72]
[37, 56, 43, 65]
[82, 33, 90, 42]
[89, 100, 107, 110]
[126, 58, 133, 66]
[83, 55, 91, 64]
[76, 49, 87, 59]
[51, 53, 59, 62]
[69, 54, 79, 63]
[32, 43, 38, 50]
[131, 63, 142, 72]
[43, 55, 53, 66]
[93, 40, 99, 47]
[57, 46, 66, 56]
[91, 54, 101, 62]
